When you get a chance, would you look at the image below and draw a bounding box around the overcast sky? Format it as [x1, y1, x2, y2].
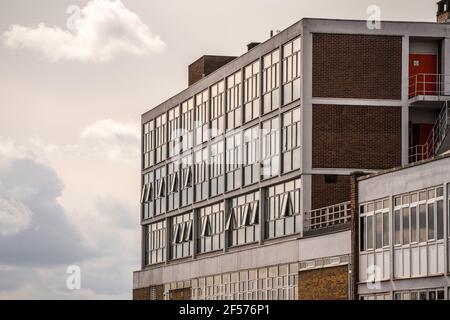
[0, 0, 437, 299]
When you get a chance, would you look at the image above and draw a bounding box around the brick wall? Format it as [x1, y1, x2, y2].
[188, 55, 236, 86]
[169, 288, 191, 300]
[132, 285, 164, 300]
[298, 265, 349, 300]
[311, 175, 351, 210]
[312, 104, 402, 169]
[313, 33, 402, 99]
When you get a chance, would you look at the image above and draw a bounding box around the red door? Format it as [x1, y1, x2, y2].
[409, 54, 438, 97]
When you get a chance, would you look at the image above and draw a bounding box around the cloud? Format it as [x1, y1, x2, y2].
[0, 146, 92, 266]
[2, 0, 166, 63]
[79, 119, 140, 162]
[0, 198, 33, 237]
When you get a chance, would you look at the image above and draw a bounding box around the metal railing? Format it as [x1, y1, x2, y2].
[409, 73, 450, 98]
[409, 100, 450, 163]
[304, 201, 351, 232]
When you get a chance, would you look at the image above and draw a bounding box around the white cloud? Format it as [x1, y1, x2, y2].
[0, 198, 33, 237]
[80, 119, 140, 162]
[2, 0, 166, 63]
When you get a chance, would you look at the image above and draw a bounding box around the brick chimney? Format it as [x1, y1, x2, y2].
[188, 55, 237, 86]
[437, 0, 450, 23]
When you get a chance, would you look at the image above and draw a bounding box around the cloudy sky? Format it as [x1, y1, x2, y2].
[0, 0, 437, 299]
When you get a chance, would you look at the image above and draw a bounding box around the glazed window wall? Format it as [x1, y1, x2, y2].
[261, 117, 280, 179]
[197, 202, 225, 253]
[282, 37, 301, 105]
[210, 81, 225, 136]
[209, 140, 225, 197]
[225, 132, 242, 192]
[168, 106, 181, 158]
[243, 126, 259, 186]
[244, 61, 260, 123]
[171, 212, 193, 260]
[226, 191, 260, 247]
[282, 107, 301, 173]
[195, 90, 209, 145]
[164, 263, 299, 300]
[145, 221, 166, 265]
[143, 120, 155, 169]
[181, 98, 194, 151]
[194, 147, 208, 201]
[180, 153, 194, 207]
[262, 49, 280, 114]
[226, 71, 242, 129]
[167, 161, 180, 211]
[265, 178, 301, 239]
[154, 166, 166, 216]
[154, 114, 167, 164]
[141, 171, 154, 219]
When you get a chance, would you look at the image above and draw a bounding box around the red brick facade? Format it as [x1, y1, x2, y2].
[312, 104, 402, 169]
[312, 33, 402, 99]
[298, 265, 349, 300]
[188, 55, 236, 86]
[311, 175, 351, 210]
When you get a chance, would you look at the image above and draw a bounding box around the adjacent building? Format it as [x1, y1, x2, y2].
[133, 3, 450, 300]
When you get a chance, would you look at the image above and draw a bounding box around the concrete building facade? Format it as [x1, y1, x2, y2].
[133, 5, 450, 300]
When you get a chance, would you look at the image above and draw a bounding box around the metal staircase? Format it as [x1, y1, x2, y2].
[409, 101, 450, 163]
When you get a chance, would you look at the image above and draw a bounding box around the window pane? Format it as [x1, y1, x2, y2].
[367, 216, 373, 249]
[411, 207, 417, 242]
[375, 213, 382, 249]
[383, 212, 389, 246]
[437, 200, 443, 240]
[428, 203, 435, 240]
[402, 207, 410, 245]
[419, 204, 426, 242]
[360, 217, 366, 251]
[394, 210, 401, 245]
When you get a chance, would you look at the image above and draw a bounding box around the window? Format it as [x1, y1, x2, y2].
[195, 90, 209, 145]
[262, 49, 280, 114]
[210, 81, 225, 136]
[261, 117, 280, 179]
[197, 202, 224, 253]
[243, 126, 259, 186]
[194, 147, 208, 201]
[226, 71, 242, 129]
[282, 37, 301, 104]
[393, 288, 445, 300]
[171, 212, 193, 260]
[155, 114, 167, 164]
[265, 179, 301, 239]
[437, 200, 443, 240]
[154, 166, 166, 216]
[168, 106, 181, 158]
[143, 120, 155, 169]
[227, 192, 260, 246]
[180, 153, 194, 207]
[244, 60, 260, 123]
[167, 162, 180, 211]
[394, 186, 444, 245]
[360, 215, 365, 251]
[181, 98, 194, 151]
[209, 140, 224, 197]
[145, 221, 166, 265]
[359, 198, 389, 252]
[367, 215, 373, 250]
[142, 172, 154, 219]
[226, 132, 242, 191]
[282, 107, 301, 173]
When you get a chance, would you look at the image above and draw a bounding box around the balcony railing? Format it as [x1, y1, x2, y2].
[409, 100, 450, 163]
[303, 201, 351, 232]
[409, 73, 450, 98]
